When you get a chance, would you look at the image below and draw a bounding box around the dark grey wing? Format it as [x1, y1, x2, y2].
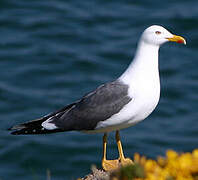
[9, 102, 77, 135]
[51, 80, 132, 131]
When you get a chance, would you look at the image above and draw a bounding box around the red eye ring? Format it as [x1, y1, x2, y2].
[155, 31, 161, 35]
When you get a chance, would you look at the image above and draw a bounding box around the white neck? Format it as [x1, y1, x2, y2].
[119, 40, 160, 85]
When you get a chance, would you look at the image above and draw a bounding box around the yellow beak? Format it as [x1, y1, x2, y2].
[167, 35, 186, 45]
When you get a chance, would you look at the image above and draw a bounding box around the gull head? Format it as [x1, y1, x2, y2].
[141, 25, 186, 46]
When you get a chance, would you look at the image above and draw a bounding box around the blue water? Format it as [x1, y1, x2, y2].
[0, 0, 198, 179]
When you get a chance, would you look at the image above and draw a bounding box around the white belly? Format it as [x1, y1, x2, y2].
[85, 82, 160, 134]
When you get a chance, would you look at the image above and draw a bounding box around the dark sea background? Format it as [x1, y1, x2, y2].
[0, 0, 197, 179]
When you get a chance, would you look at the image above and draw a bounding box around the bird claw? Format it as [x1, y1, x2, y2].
[119, 157, 133, 167]
[102, 159, 120, 171]
[102, 157, 133, 171]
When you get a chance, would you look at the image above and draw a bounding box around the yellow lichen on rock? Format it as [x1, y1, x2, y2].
[133, 149, 198, 180]
[80, 149, 198, 180]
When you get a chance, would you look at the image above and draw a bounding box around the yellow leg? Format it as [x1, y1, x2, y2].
[101, 131, 133, 171]
[102, 133, 119, 171]
[116, 130, 133, 167]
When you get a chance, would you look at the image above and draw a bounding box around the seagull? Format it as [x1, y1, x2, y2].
[9, 25, 186, 171]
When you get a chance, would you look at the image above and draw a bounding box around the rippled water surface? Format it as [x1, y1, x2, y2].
[0, 0, 198, 179]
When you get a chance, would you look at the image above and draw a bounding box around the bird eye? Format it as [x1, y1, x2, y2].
[155, 31, 161, 35]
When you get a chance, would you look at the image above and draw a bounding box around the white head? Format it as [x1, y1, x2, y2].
[140, 25, 186, 46]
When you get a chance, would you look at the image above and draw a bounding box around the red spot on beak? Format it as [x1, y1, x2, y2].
[177, 40, 184, 44]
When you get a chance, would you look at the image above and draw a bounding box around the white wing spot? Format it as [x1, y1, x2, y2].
[42, 118, 58, 130]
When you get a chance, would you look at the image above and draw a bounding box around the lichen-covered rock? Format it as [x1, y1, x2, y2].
[78, 166, 110, 180]
[79, 149, 198, 180]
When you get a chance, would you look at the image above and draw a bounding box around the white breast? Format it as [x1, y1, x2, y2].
[86, 38, 161, 134]
[92, 77, 160, 133]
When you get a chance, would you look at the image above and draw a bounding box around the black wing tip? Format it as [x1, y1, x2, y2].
[10, 130, 40, 135]
[8, 125, 25, 131]
[9, 128, 39, 135]
[9, 127, 64, 135]
[8, 126, 25, 135]
[10, 130, 33, 135]
[10, 131, 20, 135]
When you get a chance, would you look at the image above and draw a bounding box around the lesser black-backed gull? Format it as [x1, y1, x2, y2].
[9, 25, 186, 171]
